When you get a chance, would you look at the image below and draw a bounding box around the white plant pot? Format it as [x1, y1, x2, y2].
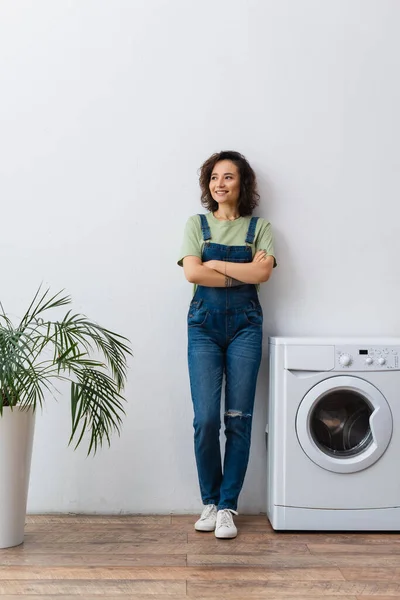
[0, 406, 35, 548]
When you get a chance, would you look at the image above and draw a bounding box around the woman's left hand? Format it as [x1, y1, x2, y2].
[203, 260, 219, 271]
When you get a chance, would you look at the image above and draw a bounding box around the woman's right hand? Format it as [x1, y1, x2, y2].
[252, 250, 267, 263]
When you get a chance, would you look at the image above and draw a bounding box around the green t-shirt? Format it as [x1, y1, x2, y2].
[178, 212, 277, 268]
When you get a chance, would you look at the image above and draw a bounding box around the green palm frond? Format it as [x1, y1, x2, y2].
[54, 313, 130, 389]
[0, 286, 132, 454]
[70, 367, 125, 455]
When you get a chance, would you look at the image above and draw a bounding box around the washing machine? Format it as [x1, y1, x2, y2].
[267, 337, 400, 531]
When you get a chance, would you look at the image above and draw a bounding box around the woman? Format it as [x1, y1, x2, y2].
[178, 150, 276, 538]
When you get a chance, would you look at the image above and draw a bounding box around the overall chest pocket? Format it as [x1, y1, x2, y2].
[202, 243, 252, 264]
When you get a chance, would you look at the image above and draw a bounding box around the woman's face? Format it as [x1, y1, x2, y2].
[209, 160, 240, 207]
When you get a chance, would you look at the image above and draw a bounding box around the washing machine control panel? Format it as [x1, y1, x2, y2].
[335, 346, 400, 371]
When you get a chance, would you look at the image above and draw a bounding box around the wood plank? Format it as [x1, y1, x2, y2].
[357, 598, 400, 600]
[0, 597, 360, 600]
[341, 568, 400, 581]
[4, 543, 190, 556]
[188, 580, 400, 597]
[188, 532, 400, 544]
[309, 543, 400, 555]
[23, 531, 187, 543]
[5, 541, 310, 555]
[0, 554, 186, 567]
[356, 597, 400, 600]
[0, 580, 185, 595]
[188, 553, 400, 568]
[186, 567, 345, 582]
[24, 523, 179, 533]
[190, 597, 358, 600]
[0, 566, 344, 582]
[26, 515, 171, 525]
[0, 597, 192, 600]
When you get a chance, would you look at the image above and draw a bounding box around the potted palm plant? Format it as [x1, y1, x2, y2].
[0, 287, 131, 548]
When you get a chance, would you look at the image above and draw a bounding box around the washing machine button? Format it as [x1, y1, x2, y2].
[365, 357, 373, 365]
[339, 353, 352, 367]
[378, 357, 386, 366]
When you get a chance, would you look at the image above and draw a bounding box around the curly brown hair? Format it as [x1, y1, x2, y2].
[199, 150, 260, 217]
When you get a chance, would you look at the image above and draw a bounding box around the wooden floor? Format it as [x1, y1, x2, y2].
[0, 515, 400, 598]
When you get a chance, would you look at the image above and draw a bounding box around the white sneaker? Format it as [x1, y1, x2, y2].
[215, 508, 238, 539]
[194, 504, 218, 531]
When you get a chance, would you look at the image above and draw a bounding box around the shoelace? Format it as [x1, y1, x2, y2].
[218, 509, 238, 527]
[200, 505, 216, 520]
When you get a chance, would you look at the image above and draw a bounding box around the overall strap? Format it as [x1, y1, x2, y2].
[245, 216, 259, 244]
[199, 214, 211, 241]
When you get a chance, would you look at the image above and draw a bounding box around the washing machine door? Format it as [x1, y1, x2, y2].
[296, 376, 393, 473]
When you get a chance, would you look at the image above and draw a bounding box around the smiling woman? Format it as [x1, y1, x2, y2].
[178, 150, 277, 540]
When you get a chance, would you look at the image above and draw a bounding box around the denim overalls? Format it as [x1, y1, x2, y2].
[188, 214, 263, 511]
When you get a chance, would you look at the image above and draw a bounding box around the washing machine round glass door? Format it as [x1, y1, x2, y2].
[296, 376, 393, 473]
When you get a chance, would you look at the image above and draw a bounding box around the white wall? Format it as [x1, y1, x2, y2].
[1, 0, 399, 514]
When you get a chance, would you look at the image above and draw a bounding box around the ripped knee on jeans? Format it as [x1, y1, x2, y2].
[225, 410, 252, 418]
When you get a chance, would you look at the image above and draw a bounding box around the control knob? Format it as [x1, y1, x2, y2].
[339, 353, 352, 367]
[365, 357, 373, 365]
[378, 357, 386, 366]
